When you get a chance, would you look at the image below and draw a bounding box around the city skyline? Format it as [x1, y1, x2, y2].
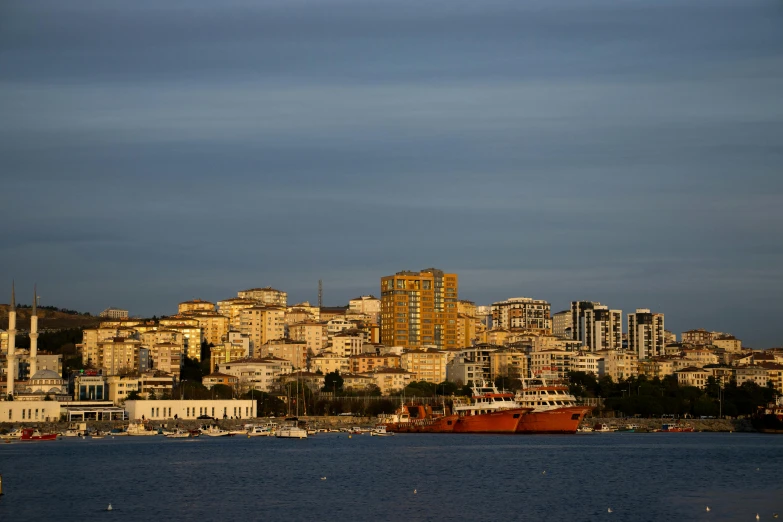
[2, 0, 782, 347]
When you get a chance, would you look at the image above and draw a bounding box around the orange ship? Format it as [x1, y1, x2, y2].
[514, 379, 592, 434]
[382, 385, 532, 434]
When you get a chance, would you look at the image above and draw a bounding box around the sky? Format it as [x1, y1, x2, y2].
[1, 0, 782, 346]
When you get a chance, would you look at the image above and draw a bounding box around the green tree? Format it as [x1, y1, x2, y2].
[211, 384, 234, 400]
[436, 381, 459, 396]
[127, 390, 142, 401]
[322, 371, 344, 393]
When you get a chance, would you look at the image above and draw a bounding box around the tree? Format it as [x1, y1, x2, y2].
[211, 384, 234, 400]
[148, 389, 157, 400]
[180, 356, 206, 382]
[322, 371, 344, 393]
[127, 390, 142, 401]
[436, 381, 459, 396]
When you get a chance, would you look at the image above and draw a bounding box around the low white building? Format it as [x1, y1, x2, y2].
[125, 399, 257, 421]
[1, 400, 61, 422]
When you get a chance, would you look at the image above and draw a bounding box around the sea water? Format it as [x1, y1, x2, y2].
[1, 433, 781, 521]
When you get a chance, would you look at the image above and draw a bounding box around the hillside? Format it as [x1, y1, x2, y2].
[0, 304, 101, 331]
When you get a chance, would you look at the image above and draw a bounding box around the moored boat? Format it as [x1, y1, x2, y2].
[275, 420, 308, 439]
[0, 428, 24, 440]
[248, 425, 274, 437]
[201, 424, 231, 437]
[165, 429, 193, 438]
[514, 378, 592, 434]
[126, 422, 158, 436]
[658, 423, 694, 433]
[370, 425, 393, 437]
[20, 428, 58, 441]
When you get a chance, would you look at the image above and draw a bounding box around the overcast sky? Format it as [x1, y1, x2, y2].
[1, 0, 782, 346]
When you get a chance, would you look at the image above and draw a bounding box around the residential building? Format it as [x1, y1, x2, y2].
[218, 357, 292, 392]
[106, 375, 141, 405]
[148, 343, 182, 379]
[202, 373, 239, 390]
[36, 353, 63, 376]
[288, 322, 328, 354]
[400, 348, 448, 383]
[735, 366, 770, 389]
[713, 336, 742, 353]
[446, 355, 489, 385]
[572, 352, 602, 376]
[380, 268, 458, 350]
[159, 319, 203, 361]
[491, 297, 551, 333]
[488, 347, 528, 380]
[676, 367, 710, 389]
[364, 368, 413, 395]
[628, 309, 665, 359]
[238, 287, 287, 307]
[596, 349, 639, 381]
[260, 338, 308, 370]
[100, 308, 128, 319]
[287, 301, 321, 322]
[552, 310, 572, 339]
[638, 358, 675, 380]
[570, 301, 622, 352]
[330, 331, 365, 357]
[341, 373, 376, 392]
[217, 298, 257, 329]
[311, 352, 351, 375]
[209, 340, 249, 373]
[349, 295, 381, 323]
[240, 306, 286, 351]
[681, 329, 713, 346]
[759, 363, 783, 396]
[189, 313, 230, 347]
[178, 299, 216, 315]
[99, 337, 142, 375]
[682, 348, 719, 366]
[529, 350, 572, 381]
[319, 306, 348, 322]
[349, 353, 402, 374]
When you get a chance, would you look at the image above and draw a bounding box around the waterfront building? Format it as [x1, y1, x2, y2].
[202, 372, 239, 390]
[100, 307, 129, 319]
[16, 369, 69, 401]
[74, 374, 108, 401]
[0, 400, 61, 422]
[178, 299, 216, 315]
[106, 375, 141, 405]
[628, 309, 665, 359]
[125, 399, 257, 421]
[237, 287, 287, 307]
[380, 268, 458, 350]
[675, 367, 710, 389]
[400, 348, 448, 383]
[570, 301, 622, 352]
[491, 297, 551, 333]
[240, 306, 286, 351]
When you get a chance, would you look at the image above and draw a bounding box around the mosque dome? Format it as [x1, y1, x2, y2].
[31, 369, 62, 381]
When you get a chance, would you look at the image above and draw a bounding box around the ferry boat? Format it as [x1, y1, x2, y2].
[20, 428, 58, 441]
[383, 383, 531, 434]
[514, 378, 593, 434]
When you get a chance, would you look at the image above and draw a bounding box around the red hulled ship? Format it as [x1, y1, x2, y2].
[513, 378, 592, 434]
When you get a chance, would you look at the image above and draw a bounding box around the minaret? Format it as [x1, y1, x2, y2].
[6, 283, 17, 399]
[29, 285, 39, 377]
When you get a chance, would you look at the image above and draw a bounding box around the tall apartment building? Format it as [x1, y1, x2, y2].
[239, 306, 286, 351]
[288, 322, 328, 355]
[178, 299, 215, 315]
[217, 298, 257, 329]
[348, 295, 381, 322]
[380, 268, 458, 349]
[552, 310, 572, 339]
[627, 309, 665, 359]
[490, 297, 551, 333]
[237, 287, 287, 307]
[570, 301, 622, 352]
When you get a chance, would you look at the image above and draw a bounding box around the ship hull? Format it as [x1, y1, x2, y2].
[385, 408, 529, 434]
[516, 407, 591, 434]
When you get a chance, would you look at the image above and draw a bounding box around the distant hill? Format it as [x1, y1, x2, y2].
[0, 304, 101, 331]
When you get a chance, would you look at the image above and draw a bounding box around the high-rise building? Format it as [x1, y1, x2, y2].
[552, 310, 572, 339]
[380, 268, 458, 349]
[491, 297, 551, 333]
[239, 306, 286, 350]
[627, 309, 665, 359]
[571, 301, 622, 352]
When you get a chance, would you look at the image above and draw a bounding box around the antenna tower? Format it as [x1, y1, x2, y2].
[318, 280, 323, 308]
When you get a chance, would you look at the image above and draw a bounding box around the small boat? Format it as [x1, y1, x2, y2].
[62, 422, 88, 437]
[658, 423, 694, 433]
[165, 429, 193, 439]
[201, 424, 231, 437]
[276, 419, 308, 439]
[619, 424, 640, 432]
[577, 425, 594, 432]
[370, 426, 393, 437]
[593, 423, 617, 432]
[20, 428, 58, 441]
[228, 429, 247, 437]
[248, 426, 274, 437]
[126, 422, 158, 436]
[0, 428, 24, 440]
[110, 428, 129, 436]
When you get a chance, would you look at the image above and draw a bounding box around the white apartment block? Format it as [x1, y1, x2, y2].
[628, 309, 665, 359]
[100, 307, 129, 319]
[217, 357, 292, 392]
[491, 297, 551, 332]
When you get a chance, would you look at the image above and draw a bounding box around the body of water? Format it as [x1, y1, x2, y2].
[1, 432, 782, 521]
